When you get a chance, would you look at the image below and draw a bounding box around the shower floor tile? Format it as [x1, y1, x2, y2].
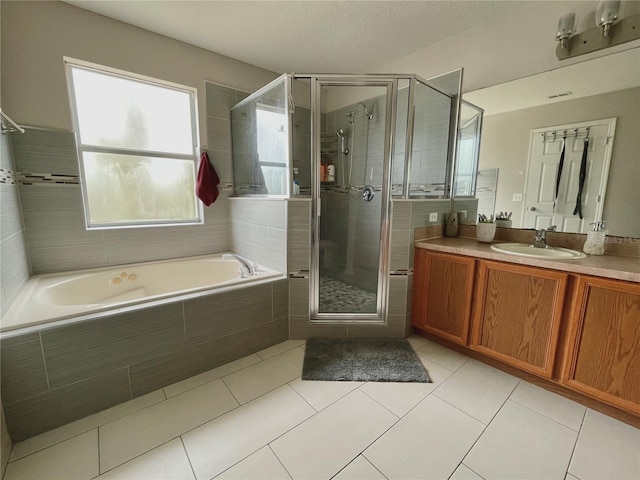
[319, 276, 377, 313]
[5, 335, 639, 480]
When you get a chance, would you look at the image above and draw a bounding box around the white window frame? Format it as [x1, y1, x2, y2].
[64, 57, 202, 229]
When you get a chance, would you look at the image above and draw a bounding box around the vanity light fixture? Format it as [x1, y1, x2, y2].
[555, 1, 639, 60]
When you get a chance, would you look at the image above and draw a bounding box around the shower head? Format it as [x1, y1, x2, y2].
[347, 103, 374, 123]
[336, 129, 349, 155]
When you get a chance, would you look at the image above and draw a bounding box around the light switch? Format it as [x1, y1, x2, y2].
[512, 193, 523, 202]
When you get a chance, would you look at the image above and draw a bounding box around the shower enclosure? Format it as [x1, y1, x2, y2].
[230, 72, 463, 323]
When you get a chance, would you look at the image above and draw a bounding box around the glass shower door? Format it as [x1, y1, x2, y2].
[311, 81, 393, 321]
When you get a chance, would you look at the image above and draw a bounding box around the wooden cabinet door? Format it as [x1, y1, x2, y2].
[562, 276, 640, 415]
[411, 249, 475, 345]
[471, 260, 568, 378]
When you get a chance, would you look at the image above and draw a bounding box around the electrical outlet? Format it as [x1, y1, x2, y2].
[460, 210, 467, 220]
[429, 213, 438, 222]
[512, 193, 523, 202]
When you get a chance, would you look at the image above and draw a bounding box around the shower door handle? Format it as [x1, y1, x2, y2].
[362, 185, 375, 201]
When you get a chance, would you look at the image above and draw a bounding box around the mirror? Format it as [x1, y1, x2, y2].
[461, 47, 640, 238]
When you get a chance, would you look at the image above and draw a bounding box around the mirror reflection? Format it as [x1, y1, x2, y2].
[463, 47, 640, 237]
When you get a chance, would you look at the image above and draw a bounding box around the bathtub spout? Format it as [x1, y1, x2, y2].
[222, 253, 256, 277]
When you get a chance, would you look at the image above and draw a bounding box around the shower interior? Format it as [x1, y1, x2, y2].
[230, 72, 464, 322]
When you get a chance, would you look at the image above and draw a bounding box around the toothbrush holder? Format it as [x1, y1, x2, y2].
[476, 222, 496, 243]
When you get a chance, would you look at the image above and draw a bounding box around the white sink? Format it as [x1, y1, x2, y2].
[490, 243, 586, 259]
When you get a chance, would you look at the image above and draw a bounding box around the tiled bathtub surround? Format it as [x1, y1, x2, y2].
[11, 128, 231, 274]
[0, 279, 288, 441]
[0, 134, 30, 316]
[229, 198, 287, 273]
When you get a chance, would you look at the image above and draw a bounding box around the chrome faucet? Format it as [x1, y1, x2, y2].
[222, 253, 256, 277]
[533, 225, 557, 248]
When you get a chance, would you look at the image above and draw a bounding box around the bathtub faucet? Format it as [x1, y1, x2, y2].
[222, 253, 257, 277]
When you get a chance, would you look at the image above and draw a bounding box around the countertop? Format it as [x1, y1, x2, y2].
[415, 237, 640, 283]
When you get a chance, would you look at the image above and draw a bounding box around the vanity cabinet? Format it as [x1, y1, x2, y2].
[562, 275, 640, 415]
[470, 260, 568, 378]
[412, 245, 640, 420]
[411, 249, 475, 345]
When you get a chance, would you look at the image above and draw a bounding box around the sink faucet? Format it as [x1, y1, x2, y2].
[222, 253, 256, 277]
[533, 225, 557, 248]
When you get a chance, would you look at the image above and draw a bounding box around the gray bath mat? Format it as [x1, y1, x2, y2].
[302, 338, 432, 383]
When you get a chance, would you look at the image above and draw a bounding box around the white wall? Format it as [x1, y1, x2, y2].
[0, 1, 278, 144]
[379, 1, 640, 93]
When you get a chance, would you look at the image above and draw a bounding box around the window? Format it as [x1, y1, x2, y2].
[65, 59, 201, 228]
[256, 104, 287, 195]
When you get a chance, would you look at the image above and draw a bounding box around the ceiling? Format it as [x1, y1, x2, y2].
[64, 1, 522, 74]
[63, 1, 639, 113]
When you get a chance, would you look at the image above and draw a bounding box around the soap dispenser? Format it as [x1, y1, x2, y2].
[583, 221, 606, 255]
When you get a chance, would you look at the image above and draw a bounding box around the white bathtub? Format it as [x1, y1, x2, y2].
[1, 254, 281, 333]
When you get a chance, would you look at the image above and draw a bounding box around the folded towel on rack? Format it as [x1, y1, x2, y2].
[196, 151, 220, 206]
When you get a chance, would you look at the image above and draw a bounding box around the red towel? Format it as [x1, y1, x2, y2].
[196, 151, 220, 206]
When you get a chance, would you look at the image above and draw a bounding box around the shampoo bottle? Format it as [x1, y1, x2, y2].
[327, 164, 336, 182]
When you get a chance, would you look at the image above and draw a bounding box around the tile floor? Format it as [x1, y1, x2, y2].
[319, 277, 377, 314]
[3, 335, 640, 480]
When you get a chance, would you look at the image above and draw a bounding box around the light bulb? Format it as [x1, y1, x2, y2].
[556, 12, 576, 49]
[596, 0, 620, 37]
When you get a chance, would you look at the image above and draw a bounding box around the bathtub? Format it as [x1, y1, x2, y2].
[1, 253, 282, 334]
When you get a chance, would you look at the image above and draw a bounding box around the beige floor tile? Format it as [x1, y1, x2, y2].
[270, 390, 398, 480]
[364, 395, 484, 480]
[10, 390, 166, 462]
[450, 464, 484, 480]
[509, 381, 586, 431]
[215, 446, 291, 479]
[97, 438, 194, 480]
[434, 359, 519, 423]
[223, 347, 304, 404]
[566, 474, 580, 480]
[361, 357, 452, 417]
[257, 340, 306, 360]
[182, 385, 314, 480]
[415, 339, 470, 371]
[100, 379, 238, 472]
[569, 409, 640, 480]
[406, 335, 430, 351]
[163, 354, 262, 398]
[333, 456, 386, 480]
[4, 430, 98, 480]
[289, 378, 362, 411]
[464, 400, 577, 479]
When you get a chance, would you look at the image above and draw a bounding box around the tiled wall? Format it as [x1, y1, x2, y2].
[0, 134, 30, 314]
[0, 279, 288, 441]
[286, 196, 478, 340]
[11, 128, 231, 274]
[6, 82, 248, 275]
[229, 198, 287, 273]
